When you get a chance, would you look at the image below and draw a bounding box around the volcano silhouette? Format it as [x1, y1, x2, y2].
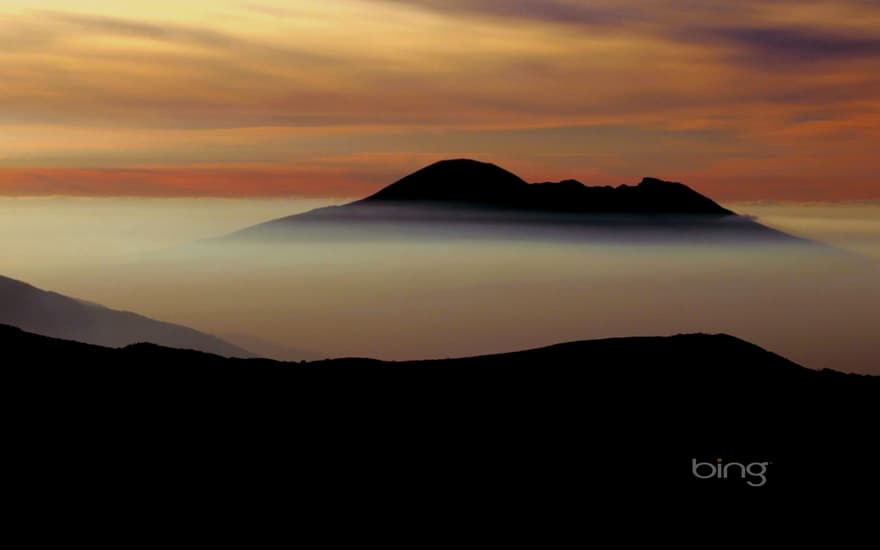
[359, 159, 734, 215]
[227, 159, 806, 244]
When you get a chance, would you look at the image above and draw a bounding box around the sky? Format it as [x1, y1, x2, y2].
[1, 0, 879, 200]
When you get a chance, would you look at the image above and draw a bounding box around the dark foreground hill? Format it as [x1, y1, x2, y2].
[5, 323, 877, 502]
[228, 159, 807, 244]
[0, 274, 250, 357]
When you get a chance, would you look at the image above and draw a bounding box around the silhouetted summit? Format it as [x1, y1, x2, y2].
[357, 159, 733, 215]
[227, 158, 814, 244]
[361, 159, 528, 204]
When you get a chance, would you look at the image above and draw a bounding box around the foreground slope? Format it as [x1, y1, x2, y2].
[5, 324, 876, 494]
[0, 274, 250, 357]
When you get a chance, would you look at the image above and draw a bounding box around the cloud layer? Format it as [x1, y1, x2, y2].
[0, 0, 878, 199]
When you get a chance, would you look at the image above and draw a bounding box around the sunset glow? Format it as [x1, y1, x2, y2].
[2, 0, 878, 199]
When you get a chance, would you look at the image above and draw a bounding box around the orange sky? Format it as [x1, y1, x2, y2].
[1, 0, 878, 200]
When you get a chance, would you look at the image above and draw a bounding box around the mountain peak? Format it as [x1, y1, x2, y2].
[630, 177, 733, 215]
[232, 159, 747, 239]
[639, 176, 677, 187]
[637, 177, 695, 192]
[361, 159, 528, 204]
[357, 160, 732, 215]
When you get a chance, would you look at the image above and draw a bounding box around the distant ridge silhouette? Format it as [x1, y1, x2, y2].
[227, 158, 809, 244]
[5, 323, 878, 497]
[359, 159, 734, 215]
[0, 274, 251, 357]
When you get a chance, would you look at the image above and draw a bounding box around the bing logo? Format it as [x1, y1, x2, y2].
[692, 458, 770, 487]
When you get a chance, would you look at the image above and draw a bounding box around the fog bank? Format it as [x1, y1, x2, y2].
[1, 198, 877, 373]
